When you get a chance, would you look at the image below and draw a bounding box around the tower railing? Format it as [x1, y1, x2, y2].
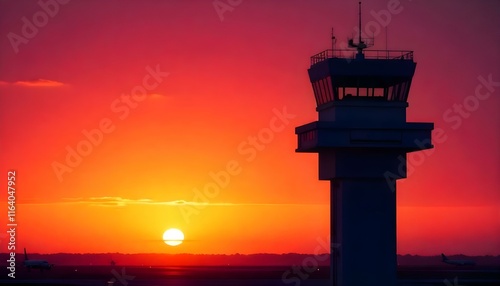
[310, 49, 414, 66]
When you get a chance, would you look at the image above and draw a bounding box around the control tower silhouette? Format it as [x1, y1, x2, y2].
[295, 3, 434, 286]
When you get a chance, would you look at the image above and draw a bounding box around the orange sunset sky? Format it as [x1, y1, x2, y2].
[0, 0, 499, 256]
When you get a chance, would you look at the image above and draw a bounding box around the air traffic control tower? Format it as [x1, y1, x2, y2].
[295, 7, 434, 286]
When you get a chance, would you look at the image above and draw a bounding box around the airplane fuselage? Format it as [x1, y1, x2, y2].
[441, 253, 475, 266]
[443, 260, 476, 266]
[23, 248, 53, 271]
[24, 260, 53, 270]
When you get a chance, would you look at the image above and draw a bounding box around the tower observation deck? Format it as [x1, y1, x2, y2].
[294, 4, 434, 286]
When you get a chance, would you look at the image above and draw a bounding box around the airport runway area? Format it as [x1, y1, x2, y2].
[0, 265, 498, 285]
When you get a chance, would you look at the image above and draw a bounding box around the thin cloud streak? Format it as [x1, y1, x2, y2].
[0, 79, 66, 87]
[15, 79, 65, 87]
[19, 196, 322, 207]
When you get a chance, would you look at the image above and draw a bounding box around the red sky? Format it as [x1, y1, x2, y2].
[0, 0, 499, 256]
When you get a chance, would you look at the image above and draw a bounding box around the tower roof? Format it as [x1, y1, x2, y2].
[308, 49, 416, 105]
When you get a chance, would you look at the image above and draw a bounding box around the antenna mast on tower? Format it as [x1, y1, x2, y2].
[348, 1, 373, 58]
[331, 28, 336, 56]
[358, 1, 362, 45]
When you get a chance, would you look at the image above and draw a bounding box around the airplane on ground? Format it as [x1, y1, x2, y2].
[441, 253, 476, 266]
[23, 248, 54, 271]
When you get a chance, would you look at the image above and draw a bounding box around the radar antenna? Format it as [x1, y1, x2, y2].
[348, 2, 373, 57]
[331, 28, 336, 56]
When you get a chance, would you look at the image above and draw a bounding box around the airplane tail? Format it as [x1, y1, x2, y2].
[441, 253, 448, 261]
[24, 248, 28, 261]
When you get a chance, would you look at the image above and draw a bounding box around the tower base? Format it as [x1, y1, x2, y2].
[331, 179, 397, 286]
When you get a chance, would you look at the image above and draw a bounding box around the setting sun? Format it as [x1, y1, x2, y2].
[163, 228, 184, 246]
